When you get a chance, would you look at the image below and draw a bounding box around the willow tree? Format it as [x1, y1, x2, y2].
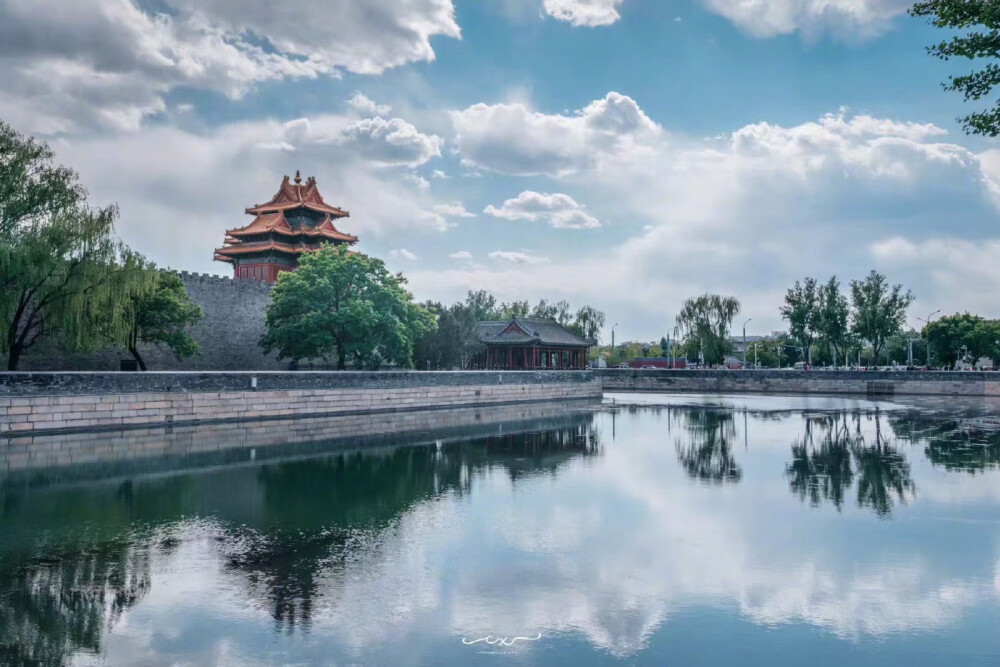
[676, 294, 741, 366]
[123, 270, 204, 371]
[261, 245, 435, 370]
[0, 120, 152, 370]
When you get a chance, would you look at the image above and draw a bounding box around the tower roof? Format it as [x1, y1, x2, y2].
[223, 211, 358, 243]
[245, 171, 350, 218]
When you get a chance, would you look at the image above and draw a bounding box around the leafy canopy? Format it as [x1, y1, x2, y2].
[850, 270, 914, 364]
[676, 294, 741, 366]
[910, 1, 1000, 135]
[0, 120, 152, 370]
[261, 245, 435, 370]
[125, 270, 204, 370]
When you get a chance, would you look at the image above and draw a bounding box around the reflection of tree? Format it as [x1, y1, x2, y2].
[888, 413, 1000, 475]
[225, 420, 598, 632]
[675, 409, 742, 484]
[0, 415, 598, 654]
[0, 540, 150, 666]
[786, 410, 915, 516]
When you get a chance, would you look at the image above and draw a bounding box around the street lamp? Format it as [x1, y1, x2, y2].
[611, 323, 619, 362]
[916, 309, 941, 368]
[742, 318, 752, 370]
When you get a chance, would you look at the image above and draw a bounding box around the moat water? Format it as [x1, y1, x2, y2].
[3, 393, 1000, 666]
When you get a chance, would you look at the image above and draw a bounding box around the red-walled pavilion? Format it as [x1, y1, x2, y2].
[471, 317, 595, 370]
[214, 172, 358, 283]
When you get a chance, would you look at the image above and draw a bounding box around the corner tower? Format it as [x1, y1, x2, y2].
[213, 171, 358, 282]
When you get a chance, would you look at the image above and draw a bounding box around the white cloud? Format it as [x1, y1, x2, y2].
[450, 92, 661, 176]
[449, 251, 473, 260]
[403, 173, 431, 190]
[334, 117, 443, 168]
[484, 191, 601, 229]
[0, 0, 460, 133]
[699, 0, 912, 38]
[488, 250, 551, 265]
[433, 202, 476, 218]
[541, 0, 910, 37]
[431, 170, 449, 179]
[347, 92, 392, 117]
[543, 0, 626, 27]
[390, 248, 418, 260]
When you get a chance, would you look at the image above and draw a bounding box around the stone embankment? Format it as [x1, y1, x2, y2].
[0, 371, 601, 435]
[595, 368, 1000, 397]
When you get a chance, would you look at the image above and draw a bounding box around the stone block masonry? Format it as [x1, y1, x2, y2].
[0, 371, 602, 435]
[596, 368, 1000, 397]
[18, 271, 284, 371]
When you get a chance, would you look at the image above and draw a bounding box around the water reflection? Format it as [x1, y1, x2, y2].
[674, 408, 742, 484]
[2, 396, 1000, 665]
[786, 410, 915, 516]
[0, 413, 598, 658]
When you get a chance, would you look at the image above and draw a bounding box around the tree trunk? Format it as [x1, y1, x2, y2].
[7, 345, 21, 371]
[129, 345, 147, 371]
[337, 348, 346, 371]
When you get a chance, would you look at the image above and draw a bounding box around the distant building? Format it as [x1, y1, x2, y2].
[214, 171, 358, 283]
[471, 317, 594, 370]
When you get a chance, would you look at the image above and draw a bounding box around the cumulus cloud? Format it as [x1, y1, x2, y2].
[347, 92, 392, 117]
[484, 191, 601, 229]
[543, 0, 626, 26]
[433, 202, 476, 218]
[449, 251, 473, 260]
[488, 250, 551, 265]
[0, 0, 460, 133]
[333, 117, 443, 168]
[450, 92, 661, 175]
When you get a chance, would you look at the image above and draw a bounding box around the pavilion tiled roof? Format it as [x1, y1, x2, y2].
[225, 210, 358, 243]
[475, 317, 595, 348]
[245, 172, 349, 217]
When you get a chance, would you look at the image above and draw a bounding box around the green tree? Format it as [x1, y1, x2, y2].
[464, 290, 500, 321]
[0, 120, 84, 236]
[910, 1, 1000, 136]
[261, 245, 435, 370]
[780, 277, 819, 365]
[924, 313, 1000, 366]
[850, 271, 914, 366]
[0, 121, 152, 370]
[571, 306, 605, 341]
[816, 276, 850, 366]
[499, 300, 530, 318]
[124, 270, 203, 371]
[413, 300, 482, 370]
[676, 294, 741, 366]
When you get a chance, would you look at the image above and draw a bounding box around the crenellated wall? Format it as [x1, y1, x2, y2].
[18, 271, 284, 371]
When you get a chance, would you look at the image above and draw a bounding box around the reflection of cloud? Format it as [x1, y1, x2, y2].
[79, 403, 1000, 661]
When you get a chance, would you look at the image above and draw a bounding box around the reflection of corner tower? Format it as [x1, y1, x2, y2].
[214, 171, 358, 283]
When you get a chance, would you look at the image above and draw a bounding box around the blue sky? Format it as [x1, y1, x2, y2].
[3, 0, 999, 341]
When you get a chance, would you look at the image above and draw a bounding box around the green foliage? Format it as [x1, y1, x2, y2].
[923, 313, 1000, 366]
[413, 291, 606, 369]
[817, 276, 851, 365]
[0, 121, 152, 370]
[781, 277, 819, 363]
[910, 1, 1000, 136]
[261, 245, 435, 370]
[850, 270, 914, 365]
[125, 270, 204, 370]
[676, 294, 741, 365]
[0, 120, 85, 236]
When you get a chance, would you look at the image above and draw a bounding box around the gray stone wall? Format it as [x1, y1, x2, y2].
[596, 368, 1000, 397]
[18, 271, 285, 371]
[0, 371, 602, 435]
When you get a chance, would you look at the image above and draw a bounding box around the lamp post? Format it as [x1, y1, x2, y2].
[916, 309, 941, 368]
[742, 318, 752, 370]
